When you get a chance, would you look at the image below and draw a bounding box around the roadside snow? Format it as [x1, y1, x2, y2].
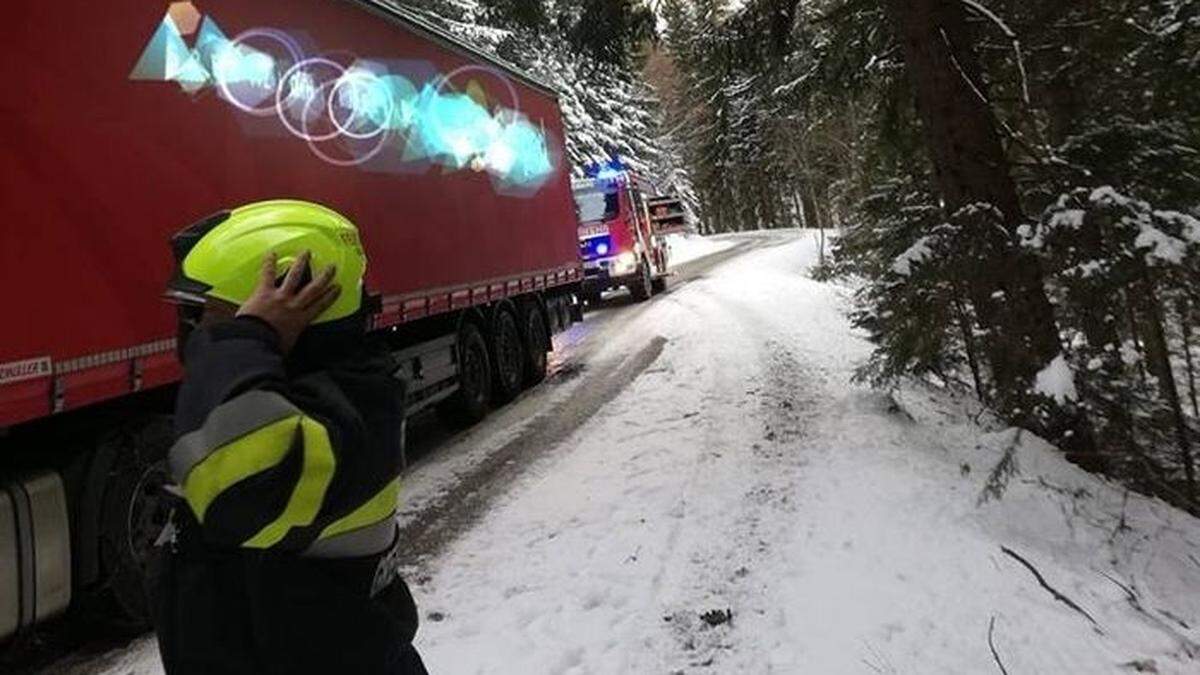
[664, 233, 736, 266]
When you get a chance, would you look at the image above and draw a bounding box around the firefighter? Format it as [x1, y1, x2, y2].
[155, 200, 427, 674]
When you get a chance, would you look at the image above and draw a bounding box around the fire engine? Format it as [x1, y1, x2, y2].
[573, 161, 688, 304]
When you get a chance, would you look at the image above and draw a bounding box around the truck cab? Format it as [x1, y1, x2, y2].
[573, 164, 684, 304]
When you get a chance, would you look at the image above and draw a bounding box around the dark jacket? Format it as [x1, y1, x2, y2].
[153, 316, 426, 675]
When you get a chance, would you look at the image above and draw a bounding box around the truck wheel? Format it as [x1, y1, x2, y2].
[438, 322, 492, 428]
[523, 304, 549, 386]
[490, 308, 525, 403]
[651, 275, 668, 294]
[629, 260, 653, 302]
[90, 417, 174, 634]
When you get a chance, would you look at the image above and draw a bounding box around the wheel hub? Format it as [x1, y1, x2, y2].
[126, 461, 172, 565]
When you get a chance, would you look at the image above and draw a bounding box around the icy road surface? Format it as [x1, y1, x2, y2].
[53, 232, 1200, 674]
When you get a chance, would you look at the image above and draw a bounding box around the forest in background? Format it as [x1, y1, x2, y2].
[399, 0, 1200, 514]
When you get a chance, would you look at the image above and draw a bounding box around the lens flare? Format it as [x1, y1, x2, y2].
[216, 28, 301, 116]
[277, 57, 344, 143]
[129, 6, 556, 191]
[329, 67, 395, 140]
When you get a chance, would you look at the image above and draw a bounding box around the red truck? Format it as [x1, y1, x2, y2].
[573, 162, 687, 304]
[0, 0, 582, 638]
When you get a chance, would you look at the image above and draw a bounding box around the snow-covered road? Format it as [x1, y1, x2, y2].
[411, 234, 1200, 674]
[53, 233, 1200, 674]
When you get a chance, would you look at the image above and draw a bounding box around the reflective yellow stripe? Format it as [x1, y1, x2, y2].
[317, 478, 401, 542]
[184, 415, 302, 522]
[169, 391, 301, 485]
[242, 417, 337, 549]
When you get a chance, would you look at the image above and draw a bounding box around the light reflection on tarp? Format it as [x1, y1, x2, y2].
[129, 3, 555, 194]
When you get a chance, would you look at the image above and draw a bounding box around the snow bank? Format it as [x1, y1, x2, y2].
[664, 232, 735, 265]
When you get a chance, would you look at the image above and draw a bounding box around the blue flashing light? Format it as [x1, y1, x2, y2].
[583, 157, 628, 180]
[595, 167, 623, 181]
[580, 235, 614, 261]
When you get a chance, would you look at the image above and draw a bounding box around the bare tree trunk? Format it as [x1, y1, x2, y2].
[792, 190, 808, 229]
[800, 185, 817, 231]
[812, 185, 830, 231]
[953, 290, 988, 405]
[1179, 298, 1200, 418]
[1139, 278, 1196, 498]
[1125, 292, 1148, 386]
[699, 192, 714, 235]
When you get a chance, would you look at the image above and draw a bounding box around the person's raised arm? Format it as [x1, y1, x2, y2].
[169, 252, 349, 550]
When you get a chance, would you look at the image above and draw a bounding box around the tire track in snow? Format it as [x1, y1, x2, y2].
[397, 237, 785, 573]
[643, 282, 828, 672]
[399, 336, 668, 568]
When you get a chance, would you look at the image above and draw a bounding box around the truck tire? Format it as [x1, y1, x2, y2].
[651, 275, 668, 294]
[87, 417, 173, 634]
[438, 322, 492, 428]
[581, 289, 602, 306]
[490, 307, 525, 404]
[628, 259, 653, 302]
[523, 303, 549, 386]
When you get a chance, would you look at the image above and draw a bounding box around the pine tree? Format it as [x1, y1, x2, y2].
[396, 0, 675, 188]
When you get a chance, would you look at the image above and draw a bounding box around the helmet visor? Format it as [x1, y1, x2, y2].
[162, 286, 209, 307]
[164, 210, 230, 305]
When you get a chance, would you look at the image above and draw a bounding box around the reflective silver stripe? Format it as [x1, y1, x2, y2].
[53, 338, 176, 375]
[303, 519, 397, 559]
[168, 391, 301, 483]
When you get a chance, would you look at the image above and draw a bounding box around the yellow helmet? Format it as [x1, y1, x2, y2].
[167, 200, 368, 324]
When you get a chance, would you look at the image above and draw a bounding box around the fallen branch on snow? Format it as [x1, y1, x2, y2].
[1100, 571, 1200, 658]
[987, 616, 1010, 675]
[1001, 546, 1101, 630]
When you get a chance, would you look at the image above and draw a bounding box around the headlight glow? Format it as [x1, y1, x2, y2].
[613, 251, 638, 274]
